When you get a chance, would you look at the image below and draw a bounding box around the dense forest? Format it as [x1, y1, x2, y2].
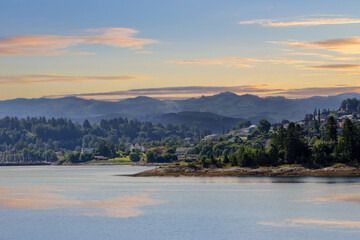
[186, 98, 360, 168]
[0, 117, 209, 163]
[0, 97, 360, 168]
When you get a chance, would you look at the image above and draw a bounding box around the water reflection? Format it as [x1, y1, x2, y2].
[259, 218, 360, 229]
[0, 186, 166, 218]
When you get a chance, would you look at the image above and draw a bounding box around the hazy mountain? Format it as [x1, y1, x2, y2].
[155, 111, 245, 133]
[0, 92, 359, 124]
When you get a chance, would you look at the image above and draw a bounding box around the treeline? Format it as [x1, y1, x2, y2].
[194, 116, 360, 168]
[0, 116, 209, 162]
[340, 98, 360, 113]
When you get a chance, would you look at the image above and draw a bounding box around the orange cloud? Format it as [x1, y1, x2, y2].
[0, 27, 158, 56]
[0, 74, 151, 85]
[272, 37, 360, 54]
[239, 18, 360, 27]
[259, 219, 360, 228]
[169, 57, 310, 68]
[44, 84, 360, 100]
[286, 52, 360, 61]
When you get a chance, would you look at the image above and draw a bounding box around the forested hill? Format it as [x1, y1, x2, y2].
[0, 116, 207, 162]
[0, 92, 359, 123]
[155, 111, 244, 134]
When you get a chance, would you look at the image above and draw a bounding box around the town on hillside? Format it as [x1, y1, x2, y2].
[0, 98, 360, 168]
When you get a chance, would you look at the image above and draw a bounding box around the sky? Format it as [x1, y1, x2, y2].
[1, 0, 360, 100]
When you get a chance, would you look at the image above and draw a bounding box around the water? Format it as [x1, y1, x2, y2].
[1, 166, 360, 240]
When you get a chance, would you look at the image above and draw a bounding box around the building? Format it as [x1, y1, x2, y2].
[94, 156, 108, 160]
[183, 137, 198, 147]
[175, 147, 191, 156]
[228, 125, 257, 137]
[203, 134, 219, 140]
[81, 148, 94, 154]
[129, 143, 147, 152]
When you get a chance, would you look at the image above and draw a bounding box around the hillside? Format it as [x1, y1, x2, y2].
[155, 111, 244, 133]
[0, 92, 359, 124]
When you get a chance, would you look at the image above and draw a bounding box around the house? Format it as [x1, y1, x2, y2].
[175, 147, 191, 156]
[228, 125, 257, 137]
[339, 115, 353, 121]
[81, 148, 94, 154]
[94, 156, 108, 160]
[129, 143, 146, 152]
[183, 137, 198, 146]
[203, 134, 219, 140]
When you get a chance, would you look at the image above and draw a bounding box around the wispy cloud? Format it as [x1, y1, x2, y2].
[44, 84, 360, 100]
[259, 219, 360, 229]
[286, 51, 360, 61]
[169, 57, 313, 68]
[0, 74, 151, 85]
[308, 64, 360, 70]
[0, 27, 158, 56]
[239, 17, 360, 27]
[272, 37, 360, 54]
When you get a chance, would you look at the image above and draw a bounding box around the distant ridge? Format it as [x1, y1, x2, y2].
[0, 92, 359, 124]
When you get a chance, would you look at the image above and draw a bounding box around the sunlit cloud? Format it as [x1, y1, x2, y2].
[44, 84, 360, 100]
[272, 37, 360, 54]
[169, 57, 313, 68]
[0, 74, 151, 85]
[286, 52, 360, 61]
[239, 18, 360, 27]
[0, 186, 165, 218]
[0, 27, 158, 56]
[278, 85, 360, 97]
[259, 219, 360, 229]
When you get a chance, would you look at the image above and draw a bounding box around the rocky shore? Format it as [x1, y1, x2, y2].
[133, 165, 360, 177]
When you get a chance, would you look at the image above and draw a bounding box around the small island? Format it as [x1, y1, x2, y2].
[133, 164, 360, 177]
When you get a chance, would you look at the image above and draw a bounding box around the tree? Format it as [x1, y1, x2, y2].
[129, 152, 141, 162]
[83, 119, 91, 129]
[232, 120, 251, 130]
[311, 140, 333, 167]
[258, 119, 271, 133]
[325, 116, 337, 142]
[223, 155, 230, 164]
[340, 98, 360, 113]
[94, 139, 116, 158]
[339, 118, 358, 165]
[284, 123, 309, 165]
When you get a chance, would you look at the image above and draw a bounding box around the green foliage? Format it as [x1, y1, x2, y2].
[340, 98, 360, 113]
[258, 119, 271, 133]
[325, 116, 337, 142]
[94, 139, 117, 158]
[0, 116, 201, 163]
[232, 120, 251, 130]
[129, 152, 141, 162]
[146, 148, 177, 163]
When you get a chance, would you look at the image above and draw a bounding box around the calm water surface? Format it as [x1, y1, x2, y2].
[1, 165, 360, 240]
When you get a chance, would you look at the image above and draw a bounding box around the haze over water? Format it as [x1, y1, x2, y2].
[1, 166, 360, 240]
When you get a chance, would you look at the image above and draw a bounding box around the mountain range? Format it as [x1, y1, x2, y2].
[1, 92, 359, 130]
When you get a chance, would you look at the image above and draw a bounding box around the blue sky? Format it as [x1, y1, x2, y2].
[1, 0, 360, 100]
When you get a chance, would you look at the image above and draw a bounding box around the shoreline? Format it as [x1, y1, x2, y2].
[0, 161, 167, 167]
[62, 162, 170, 167]
[0, 162, 51, 166]
[133, 165, 360, 177]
